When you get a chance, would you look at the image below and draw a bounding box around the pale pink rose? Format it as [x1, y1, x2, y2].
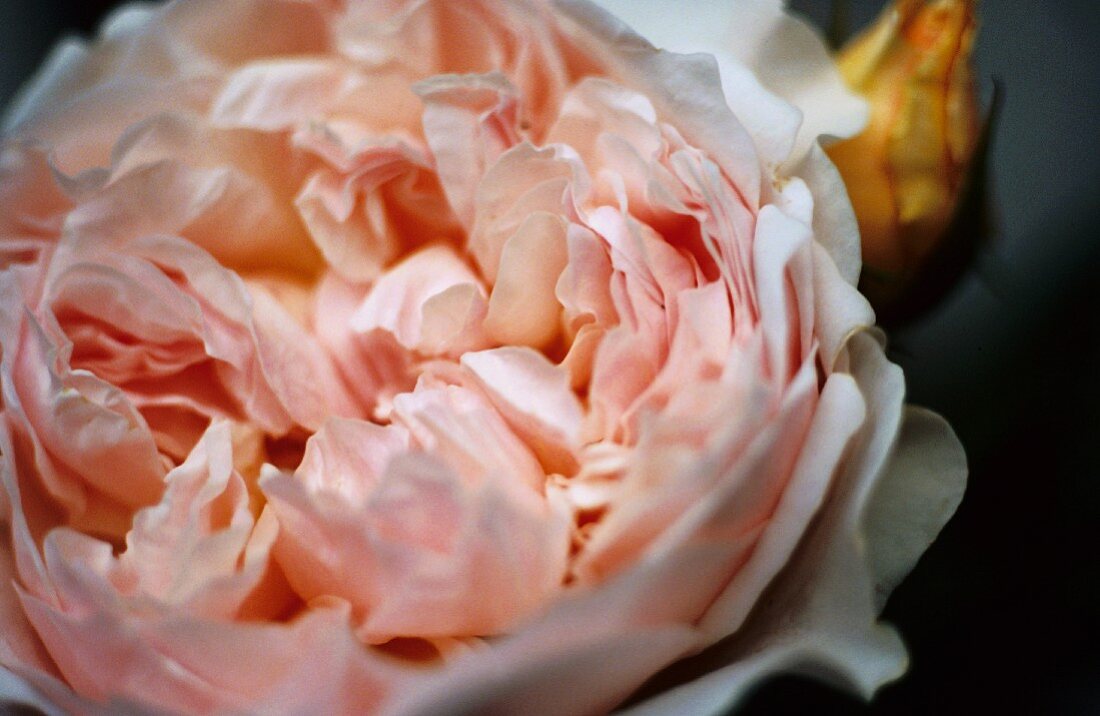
[0, 1, 966, 714]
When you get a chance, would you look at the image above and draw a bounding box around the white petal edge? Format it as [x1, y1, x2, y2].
[719, 0, 868, 161]
[864, 406, 967, 610]
[2, 39, 89, 135]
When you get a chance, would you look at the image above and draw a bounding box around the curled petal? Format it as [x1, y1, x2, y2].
[350, 245, 491, 357]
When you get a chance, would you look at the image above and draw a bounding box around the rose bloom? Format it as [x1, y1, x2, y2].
[0, 1, 966, 714]
[829, 0, 981, 310]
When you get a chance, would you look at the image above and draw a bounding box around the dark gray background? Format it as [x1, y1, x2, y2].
[2, 1, 1098, 713]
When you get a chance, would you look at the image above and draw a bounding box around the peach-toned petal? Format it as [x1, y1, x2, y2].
[260, 422, 406, 609]
[662, 141, 758, 328]
[469, 142, 585, 283]
[461, 347, 583, 474]
[752, 203, 814, 383]
[294, 129, 461, 283]
[294, 417, 410, 502]
[17, 588, 406, 714]
[621, 282, 732, 428]
[115, 235, 312, 435]
[387, 623, 697, 716]
[582, 205, 699, 442]
[14, 422, 283, 628]
[549, 77, 661, 164]
[415, 72, 523, 228]
[546, 77, 671, 213]
[61, 114, 321, 277]
[313, 273, 415, 418]
[337, 0, 581, 136]
[210, 59, 354, 131]
[556, 222, 617, 334]
[585, 323, 661, 444]
[483, 211, 569, 349]
[554, 0, 763, 205]
[264, 409, 570, 642]
[3, 0, 336, 174]
[355, 451, 569, 641]
[0, 527, 58, 681]
[6, 304, 165, 520]
[417, 284, 491, 358]
[390, 383, 545, 490]
[0, 144, 71, 269]
[555, 222, 618, 388]
[225, 603, 412, 714]
[350, 245, 491, 357]
[117, 422, 259, 617]
[700, 372, 867, 637]
[586, 206, 696, 329]
[250, 283, 363, 428]
[575, 355, 816, 603]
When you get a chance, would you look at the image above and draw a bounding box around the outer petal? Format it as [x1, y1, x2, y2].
[798, 142, 867, 287]
[592, 0, 865, 164]
[863, 407, 967, 609]
[386, 623, 698, 716]
[620, 332, 965, 713]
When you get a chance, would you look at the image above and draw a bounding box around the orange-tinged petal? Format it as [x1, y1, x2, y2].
[828, 0, 980, 303]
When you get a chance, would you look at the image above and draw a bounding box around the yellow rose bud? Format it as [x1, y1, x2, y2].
[828, 0, 980, 308]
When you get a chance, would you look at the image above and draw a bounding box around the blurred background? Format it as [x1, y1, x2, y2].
[1, 0, 1097, 713]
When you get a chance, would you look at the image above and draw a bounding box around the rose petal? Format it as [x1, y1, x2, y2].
[350, 245, 490, 356]
[461, 347, 584, 473]
[863, 407, 967, 609]
[415, 72, 523, 228]
[483, 211, 570, 349]
[554, 0, 763, 205]
[621, 332, 933, 712]
[469, 142, 583, 283]
[210, 59, 353, 132]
